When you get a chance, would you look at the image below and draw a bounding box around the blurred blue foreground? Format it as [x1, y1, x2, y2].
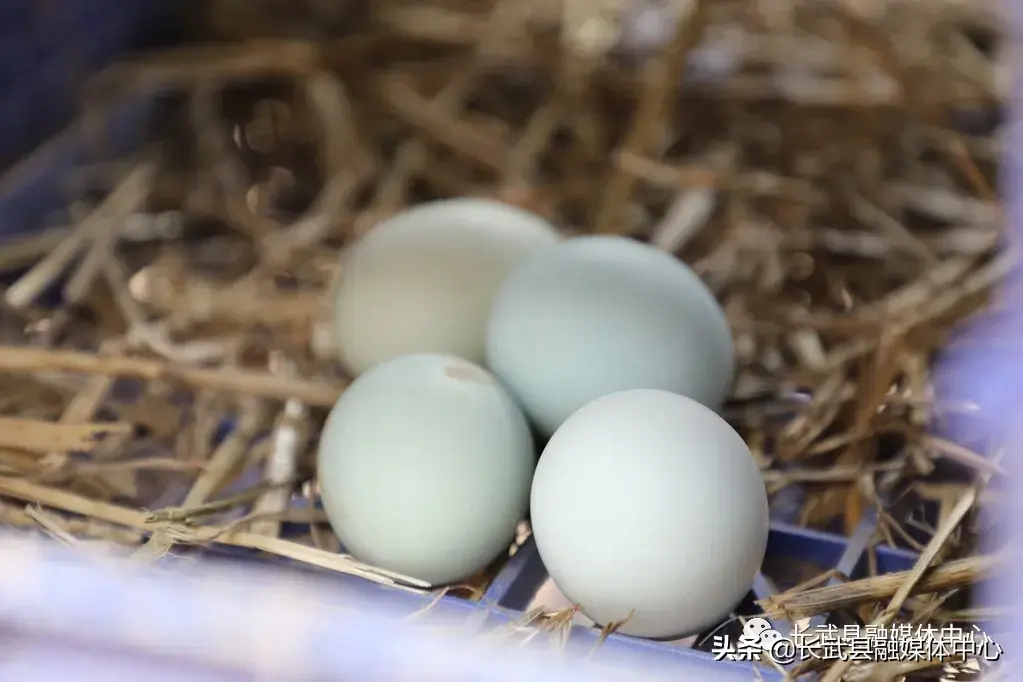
[0, 531, 764, 682]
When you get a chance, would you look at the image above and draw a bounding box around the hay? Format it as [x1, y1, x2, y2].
[0, 0, 1011, 677]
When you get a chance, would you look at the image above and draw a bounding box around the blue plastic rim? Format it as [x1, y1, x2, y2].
[197, 504, 916, 679]
[0, 10, 925, 679]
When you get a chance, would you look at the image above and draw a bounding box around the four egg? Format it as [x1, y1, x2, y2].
[318, 198, 768, 640]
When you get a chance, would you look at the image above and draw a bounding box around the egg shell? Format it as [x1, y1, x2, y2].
[332, 198, 562, 376]
[485, 235, 734, 436]
[317, 353, 536, 585]
[529, 388, 769, 639]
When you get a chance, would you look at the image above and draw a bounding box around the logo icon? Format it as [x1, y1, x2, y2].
[738, 617, 772, 648]
[713, 618, 797, 664]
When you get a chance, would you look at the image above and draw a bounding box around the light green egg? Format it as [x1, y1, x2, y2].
[317, 353, 535, 585]
[486, 236, 735, 436]
[332, 198, 561, 376]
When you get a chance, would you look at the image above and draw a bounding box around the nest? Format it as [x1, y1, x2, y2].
[0, 0, 1011, 679]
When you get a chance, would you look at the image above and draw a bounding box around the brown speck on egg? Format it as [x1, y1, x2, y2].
[444, 362, 491, 384]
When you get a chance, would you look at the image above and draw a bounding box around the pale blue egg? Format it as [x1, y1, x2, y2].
[530, 389, 768, 639]
[317, 354, 535, 585]
[332, 199, 561, 376]
[485, 236, 734, 436]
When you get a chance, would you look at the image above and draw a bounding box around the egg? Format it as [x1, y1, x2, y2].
[529, 389, 768, 640]
[317, 353, 536, 585]
[332, 198, 562, 376]
[486, 235, 734, 436]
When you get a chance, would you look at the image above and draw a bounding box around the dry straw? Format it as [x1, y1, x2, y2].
[0, 0, 1012, 677]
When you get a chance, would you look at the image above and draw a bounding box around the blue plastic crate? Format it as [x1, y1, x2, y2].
[0, 0, 173, 168]
[0, 16, 926, 680]
[171, 507, 918, 680]
[0, 528, 783, 681]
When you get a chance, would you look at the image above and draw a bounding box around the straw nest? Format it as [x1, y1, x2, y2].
[0, 0, 1011, 679]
